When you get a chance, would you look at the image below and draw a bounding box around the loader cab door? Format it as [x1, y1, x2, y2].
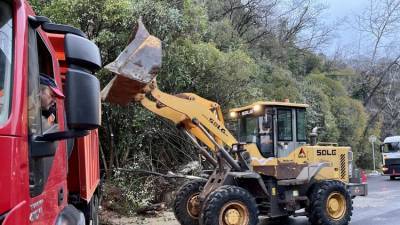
[275, 107, 307, 158]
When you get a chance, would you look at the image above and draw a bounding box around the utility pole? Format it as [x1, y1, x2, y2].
[369, 135, 379, 175]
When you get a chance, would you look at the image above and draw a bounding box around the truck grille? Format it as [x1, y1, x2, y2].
[340, 154, 346, 179]
[385, 158, 400, 165]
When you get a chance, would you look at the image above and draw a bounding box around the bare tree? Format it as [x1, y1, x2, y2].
[275, 0, 333, 50]
[351, 0, 400, 105]
[206, 0, 333, 50]
[349, 0, 400, 138]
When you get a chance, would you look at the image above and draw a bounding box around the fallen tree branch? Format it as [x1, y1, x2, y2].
[115, 168, 207, 181]
[136, 202, 167, 215]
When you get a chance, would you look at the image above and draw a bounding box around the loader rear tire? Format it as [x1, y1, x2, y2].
[309, 181, 352, 225]
[173, 179, 206, 225]
[201, 185, 259, 225]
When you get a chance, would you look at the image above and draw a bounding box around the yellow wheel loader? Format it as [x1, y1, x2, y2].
[101, 21, 367, 225]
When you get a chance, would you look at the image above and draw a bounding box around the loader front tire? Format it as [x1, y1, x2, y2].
[173, 179, 206, 225]
[201, 185, 259, 225]
[309, 181, 353, 225]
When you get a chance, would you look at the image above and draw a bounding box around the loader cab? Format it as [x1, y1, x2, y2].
[230, 101, 308, 158]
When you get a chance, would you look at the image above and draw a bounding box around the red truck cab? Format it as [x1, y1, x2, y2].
[0, 1, 102, 224]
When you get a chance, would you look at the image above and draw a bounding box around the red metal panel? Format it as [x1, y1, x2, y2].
[0, 138, 13, 214]
[0, 1, 30, 223]
[77, 130, 100, 201]
[46, 33, 68, 77]
[67, 144, 81, 193]
[0, 136, 29, 222]
[67, 131, 101, 202]
[2, 201, 29, 225]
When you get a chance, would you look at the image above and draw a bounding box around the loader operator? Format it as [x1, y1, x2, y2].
[39, 74, 64, 129]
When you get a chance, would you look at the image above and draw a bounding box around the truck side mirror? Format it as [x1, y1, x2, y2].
[64, 33, 102, 130]
[380, 144, 384, 153]
[65, 70, 101, 130]
[33, 33, 102, 143]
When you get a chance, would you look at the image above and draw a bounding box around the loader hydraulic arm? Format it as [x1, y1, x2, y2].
[136, 79, 238, 153]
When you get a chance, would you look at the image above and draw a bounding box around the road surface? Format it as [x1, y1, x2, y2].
[260, 175, 400, 225]
[107, 175, 400, 225]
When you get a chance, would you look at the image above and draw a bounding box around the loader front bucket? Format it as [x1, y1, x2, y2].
[101, 19, 162, 105]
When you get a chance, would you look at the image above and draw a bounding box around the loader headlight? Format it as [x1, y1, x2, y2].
[230, 111, 238, 118]
[253, 104, 262, 112]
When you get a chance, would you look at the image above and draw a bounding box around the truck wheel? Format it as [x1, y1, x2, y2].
[173, 179, 206, 225]
[390, 176, 396, 180]
[309, 181, 352, 225]
[83, 193, 99, 225]
[201, 185, 259, 225]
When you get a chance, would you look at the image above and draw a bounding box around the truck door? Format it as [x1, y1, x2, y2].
[27, 23, 68, 224]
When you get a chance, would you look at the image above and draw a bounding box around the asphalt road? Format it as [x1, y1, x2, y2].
[259, 175, 400, 225]
[113, 175, 400, 225]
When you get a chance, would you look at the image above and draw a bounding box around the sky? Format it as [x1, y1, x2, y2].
[322, 0, 367, 56]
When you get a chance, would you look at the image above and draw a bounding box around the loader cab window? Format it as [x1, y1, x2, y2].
[0, 2, 13, 125]
[296, 109, 306, 142]
[238, 116, 258, 143]
[259, 112, 274, 157]
[277, 109, 292, 141]
[237, 108, 274, 158]
[275, 107, 307, 157]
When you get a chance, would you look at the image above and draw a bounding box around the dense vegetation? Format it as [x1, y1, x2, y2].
[31, 0, 400, 212]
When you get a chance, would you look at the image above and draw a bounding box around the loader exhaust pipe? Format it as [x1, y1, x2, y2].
[310, 127, 319, 146]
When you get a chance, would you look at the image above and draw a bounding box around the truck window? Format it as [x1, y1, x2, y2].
[383, 142, 400, 153]
[28, 31, 58, 135]
[28, 24, 59, 197]
[0, 2, 13, 124]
